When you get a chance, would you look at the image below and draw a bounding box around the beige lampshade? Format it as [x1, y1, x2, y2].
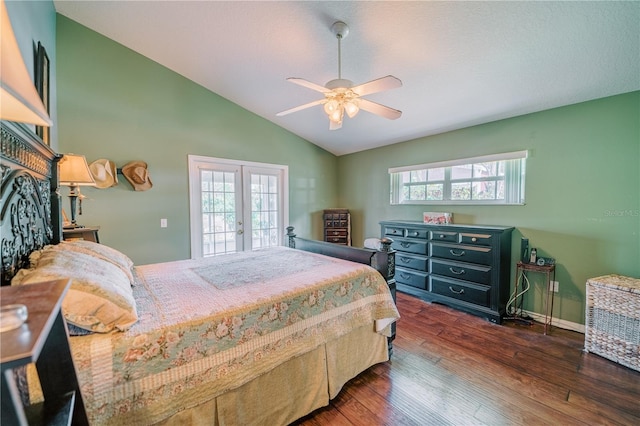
[59, 154, 96, 186]
[0, 0, 52, 126]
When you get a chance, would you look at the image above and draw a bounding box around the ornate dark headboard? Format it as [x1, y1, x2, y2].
[0, 121, 62, 286]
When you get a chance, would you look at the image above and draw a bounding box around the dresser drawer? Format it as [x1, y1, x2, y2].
[430, 259, 491, 285]
[430, 231, 458, 243]
[326, 236, 348, 244]
[430, 242, 492, 265]
[430, 276, 491, 308]
[396, 252, 429, 271]
[396, 267, 429, 290]
[325, 220, 349, 228]
[392, 239, 429, 255]
[325, 229, 348, 238]
[405, 227, 429, 240]
[460, 232, 493, 246]
[383, 225, 405, 238]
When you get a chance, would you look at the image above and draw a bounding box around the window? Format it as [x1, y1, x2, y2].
[390, 151, 527, 205]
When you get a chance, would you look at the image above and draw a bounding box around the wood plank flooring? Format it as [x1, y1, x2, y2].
[294, 292, 640, 425]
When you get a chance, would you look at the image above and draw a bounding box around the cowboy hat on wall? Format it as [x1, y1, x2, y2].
[89, 158, 118, 189]
[122, 161, 153, 191]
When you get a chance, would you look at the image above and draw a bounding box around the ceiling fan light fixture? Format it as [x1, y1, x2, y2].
[344, 100, 359, 118]
[329, 107, 344, 124]
[323, 98, 339, 114]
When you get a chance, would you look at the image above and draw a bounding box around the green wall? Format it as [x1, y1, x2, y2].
[338, 91, 640, 325]
[56, 15, 338, 265]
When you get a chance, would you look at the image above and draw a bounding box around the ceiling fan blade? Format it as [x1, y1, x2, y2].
[358, 98, 402, 120]
[351, 75, 402, 97]
[286, 78, 331, 93]
[276, 99, 326, 116]
[329, 119, 342, 131]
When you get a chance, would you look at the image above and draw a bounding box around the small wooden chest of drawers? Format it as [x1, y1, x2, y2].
[381, 220, 513, 323]
[324, 209, 351, 246]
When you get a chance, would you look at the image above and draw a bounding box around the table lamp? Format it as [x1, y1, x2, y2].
[59, 154, 95, 228]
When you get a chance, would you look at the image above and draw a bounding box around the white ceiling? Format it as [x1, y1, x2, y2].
[54, 1, 640, 156]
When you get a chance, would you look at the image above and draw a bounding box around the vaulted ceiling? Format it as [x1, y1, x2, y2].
[54, 1, 640, 156]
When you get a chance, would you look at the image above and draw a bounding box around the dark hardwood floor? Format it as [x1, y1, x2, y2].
[294, 292, 640, 425]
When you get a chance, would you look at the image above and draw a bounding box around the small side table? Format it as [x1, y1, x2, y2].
[1, 279, 89, 425]
[63, 226, 100, 243]
[515, 261, 557, 335]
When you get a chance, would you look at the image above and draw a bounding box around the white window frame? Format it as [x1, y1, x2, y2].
[389, 150, 528, 205]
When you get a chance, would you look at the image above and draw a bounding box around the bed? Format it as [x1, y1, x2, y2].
[0, 120, 398, 425]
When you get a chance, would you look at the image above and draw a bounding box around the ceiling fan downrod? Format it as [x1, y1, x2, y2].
[331, 21, 349, 82]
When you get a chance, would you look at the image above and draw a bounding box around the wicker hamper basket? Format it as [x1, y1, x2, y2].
[584, 274, 640, 372]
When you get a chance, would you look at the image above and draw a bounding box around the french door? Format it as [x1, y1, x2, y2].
[188, 155, 288, 258]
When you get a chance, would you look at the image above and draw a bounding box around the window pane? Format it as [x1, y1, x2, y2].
[410, 170, 426, 182]
[497, 180, 505, 200]
[451, 164, 472, 180]
[451, 182, 471, 200]
[409, 185, 426, 200]
[472, 181, 496, 200]
[473, 162, 497, 178]
[426, 184, 443, 200]
[428, 167, 445, 181]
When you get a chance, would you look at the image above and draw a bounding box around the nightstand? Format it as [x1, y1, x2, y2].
[1, 279, 89, 425]
[63, 226, 100, 243]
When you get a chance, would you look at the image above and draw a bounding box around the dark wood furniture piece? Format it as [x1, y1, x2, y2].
[380, 220, 513, 324]
[323, 209, 351, 245]
[510, 261, 556, 334]
[1, 121, 62, 287]
[62, 226, 100, 243]
[1, 279, 89, 425]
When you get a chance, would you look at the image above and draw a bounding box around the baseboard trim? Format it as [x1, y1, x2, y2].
[522, 310, 585, 334]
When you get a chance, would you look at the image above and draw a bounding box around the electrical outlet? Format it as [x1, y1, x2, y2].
[160, 218, 167, 228]
[549, 280, 559, 292]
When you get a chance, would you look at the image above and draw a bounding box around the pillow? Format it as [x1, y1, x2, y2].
[12, 246, 138, 333]
[58, 240, 135, 285]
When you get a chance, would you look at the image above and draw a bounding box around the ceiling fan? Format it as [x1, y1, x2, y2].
[277, 21, 402, 130]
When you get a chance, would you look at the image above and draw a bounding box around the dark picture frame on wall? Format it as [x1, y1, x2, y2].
[35, 42, 50, 145]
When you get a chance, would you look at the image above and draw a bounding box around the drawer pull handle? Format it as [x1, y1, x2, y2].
[412, 231, 420, 236]
[400, 242, 412, 248]
[449, 249, 466, 256]
[439, 234, 445, 239]
[400, 257, 412, 263]
[449, 267, 465, 275]
[449, 286, 465, 295]
[472, 237, 477, 242]
[400, 273, 411, 279]
[332, 231, 339, 235]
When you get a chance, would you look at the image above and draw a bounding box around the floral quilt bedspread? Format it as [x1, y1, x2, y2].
[69, 246, 399, 425]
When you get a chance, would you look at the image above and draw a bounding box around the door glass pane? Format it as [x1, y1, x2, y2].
[201, 170, 236, 256]
[250, 172, 279, 250]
